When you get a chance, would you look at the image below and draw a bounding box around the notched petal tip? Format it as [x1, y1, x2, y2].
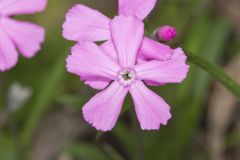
[140, 111, 172, 130]
[66, 42, 120, 81]
[135, 47, 189, 85]
[82, 108, 112, 132]
[172, 47, 190, 83]
[62, 4, 110, 42]
[130, 81, 172, 130]
[82, 82, 128, 131]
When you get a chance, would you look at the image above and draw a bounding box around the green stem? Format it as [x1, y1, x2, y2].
[102, 143, 125, 160]
[185, 50, 240, 98]
[130, 109, 144, 160]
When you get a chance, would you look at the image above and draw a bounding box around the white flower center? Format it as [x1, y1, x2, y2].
[118, 68, 136, 87]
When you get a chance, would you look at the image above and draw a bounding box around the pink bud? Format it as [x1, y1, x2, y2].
[157, 26, 177, 42]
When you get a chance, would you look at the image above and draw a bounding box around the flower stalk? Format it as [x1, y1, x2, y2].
[184, 50, 240, 98]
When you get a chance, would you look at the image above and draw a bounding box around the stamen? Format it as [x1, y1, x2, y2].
[122, 72, 133, 80]
[118, 68, 136, 87]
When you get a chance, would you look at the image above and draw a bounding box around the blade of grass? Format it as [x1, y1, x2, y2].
[21, 50, 68, 148]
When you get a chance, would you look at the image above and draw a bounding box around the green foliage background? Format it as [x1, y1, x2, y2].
[0, 0, 239, 160]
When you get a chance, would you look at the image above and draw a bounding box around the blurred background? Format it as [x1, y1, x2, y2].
[0, 0, 240, 160]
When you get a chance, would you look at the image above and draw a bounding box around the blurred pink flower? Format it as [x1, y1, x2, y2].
[0, 0, 47, 71]
[63, 0, 181, 89]
[157, 25, 177, 42]
[66, 15, 189, 131]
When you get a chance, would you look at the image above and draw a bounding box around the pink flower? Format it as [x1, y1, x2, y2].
[63, 0, 157, 42]
[0, 0, 47, 71]
[63, 0, 180, 89]
[66, 15, 189, 131]
[157, 25, 177, 42]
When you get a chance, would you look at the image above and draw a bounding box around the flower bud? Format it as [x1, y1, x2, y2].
[157, 26, 177, 42]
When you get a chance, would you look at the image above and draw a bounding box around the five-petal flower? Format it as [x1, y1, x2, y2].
[63, 0, 178, 90]
[66, 15, 189, 131]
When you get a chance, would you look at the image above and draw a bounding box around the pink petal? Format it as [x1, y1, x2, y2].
[85, 80, 110, 90]
[144, 81, 166, 87]
[136, 58, 147, 65]
[136, 56, 166, 86]
[110, 15, 144, 68]
[99, 40, 118, 62]
[135, 48, 189, 84]
[63, 4, 110, 42]
[130, 81, 172, 130]
[0, 0, 47, 16]
[138, 37, 174, 61]
[85, 40, 115, 90]
[118, 0, 157, 20]
[0, 26, 18, 71]
[66, 41, 120, 81]
[83, 81, 128, 131]
[1, 17, 45, 58]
